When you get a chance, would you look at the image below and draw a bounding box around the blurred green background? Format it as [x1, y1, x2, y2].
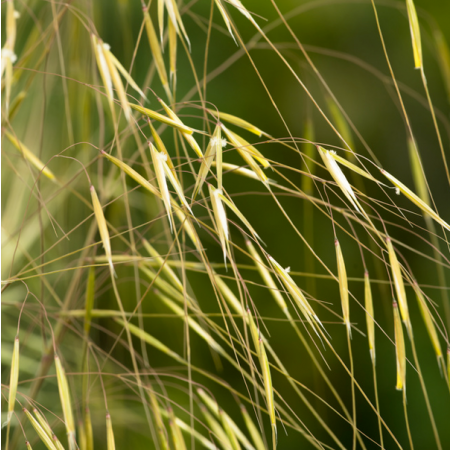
[2, 0, 450, 449]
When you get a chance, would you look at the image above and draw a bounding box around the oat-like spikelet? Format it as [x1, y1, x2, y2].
[26, 442, 32, 450]
[32, 409, 53, 438]
[393, 301, 406, 391]
[221, 125, 270, 169]
[335, 239, 351, 337]
[197, 389, 254, 450]
[101, 150, 160, 197]
[269, 256, 324, 337]
[246, 308, 261, 357]
[149, 121, 176, 172]
[91, 34, 114, 108]
[160, 0, 190, 50]
[158, 98, 203, 157]
[381, 168, 450, 231]
[217, 191, 261, 242]
[200, 404, 232, 450]
[386, 237, 411, 337]
[55, 355, 76, 450]
[412, 283, 443, 364]
[143, 5, 171, 101]
[318, 146, 362, 213]
[240, 405, 265, 450]
[1, 0, 19, 113]
[169, 18, 177, 86]
[213, 1, 238, 45]
[364, 271, 376, 363]
[328, 150, 378, 183]
[207, 109, 264, 136]
[259, 338, 277, 447]
[5, 337, 19, 425]
[246, 240, 288, 314]
[149, 142, 174, 231]
[147, 389, 170, 450]
[405, 0, 422, 69]
[106, 414, 115, 450]
[130, 102, 194, 134]
[220, 409, 242, 450]
[78, 420, 86, 450]
[5, 131, 56, 181]
[407, 138, 430, 206]
[209, 184, 229, 264]
[169, 410, 188, 450]
[214, 162, 276, 184]
[84, 408, 94, 450]
[142, 239, 183, 292]
[193, 125, 223, 198]
[23, 408, 58, 450]
[90, 185, 115, 276]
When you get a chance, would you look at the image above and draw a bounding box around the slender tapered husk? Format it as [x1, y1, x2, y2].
[393, 302, 406, 391]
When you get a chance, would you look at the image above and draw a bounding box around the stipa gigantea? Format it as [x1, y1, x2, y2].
[412, 282, 443, 368]
[149, 121, 176, 172]
[149, 142, 193, 229]
[393, 301, 406, 391]
[317, 146, 362, 213]
[169, 410, 187, 450]
[90, 185, 115, 276]
[221, 124, 270, 169]
[23, 408, 58, 450]
[386, 237, 412, 337]
[381, 168, 450, 231]
[199, 404, 233, 450]
[169, 18, 177, 86]
[5, 337, 19, 426]
[78, 420, 86, 450]
[325, 95, 355, 156]
[142, 239, 183, 292]
[213, 0, 238, 45]
[147, 388, 170, 450]
[258, 338, 277, 449]
[5, 131, 56, 181]
[197, 389, 255, 450]
[158, 0, 190, 50]
[240, 405, 266, 450]
[143, 4, 171, 101]
[106, 414, 115, 450]
[216, 191, 262, 243]
[149, 141, 174, 231]
[268, 256, 325, 338]
[84, 408, 94, 450]
[214, 162, 276, 185]
[1, 0, 19, 113]
[335, 239, 351, 337]
[246, 240, 288, 315]
[193, 125, 224, 198]
[405, 0, 422, 69]
[32, 409, 53, 438]
[364, 271, 376, 363]
[407, 137, 430, 206]
[91, 34, 114, 109]
[55, 355, 76, 450]
[209, 184, 229, 264]
[207, 109, 265, 137]
[101, 150, 160, 197]
[129, 102, 194, 134]
[220, 409, 242, 450]
[158, 98, 203, 157]
[327, 150, 379, 184]
[26, 442, 32, 450]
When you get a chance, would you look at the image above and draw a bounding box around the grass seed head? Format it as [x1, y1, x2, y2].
[364, 272, 376, 363]
[393, 301, 406, 391]
[386, 237, 411, 337]
[148, 389, 170, 450]
[84, 408, 94, 450]
[335, 239, 351, 337]
[5, 131, 56, 181]
[24, 408, 58, 450]
[84, 266, 96, 336]
[55, 355, 76, 450]
[209, 184, 229, 264]
[6, 337, 19, 424]
[33, 409, 53, 438]
[90, 185, 115, 276]
[106, 414, 115, 450]
[208, 109, 263, 136]
[406, 0, 423, 69]
[240, 405, 265, 450]
[381, 169, 450, 231]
